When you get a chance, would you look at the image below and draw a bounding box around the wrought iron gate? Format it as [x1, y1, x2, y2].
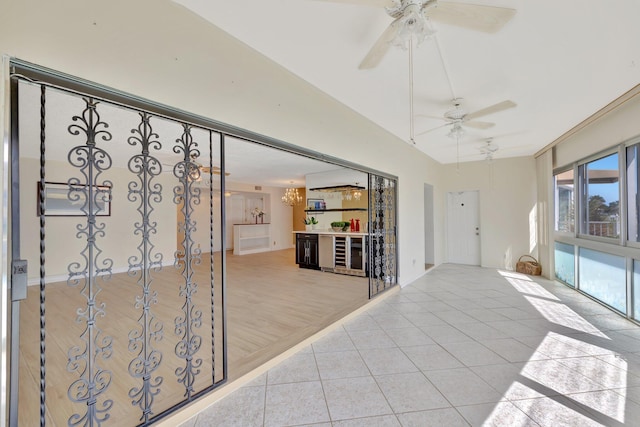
[368, 174, 398, 298]
[9, 73, 227, 426]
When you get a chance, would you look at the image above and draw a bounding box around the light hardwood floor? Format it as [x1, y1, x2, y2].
[18, 248, 369, 426]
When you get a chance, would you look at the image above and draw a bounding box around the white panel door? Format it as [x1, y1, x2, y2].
[447, 191, 480, 265]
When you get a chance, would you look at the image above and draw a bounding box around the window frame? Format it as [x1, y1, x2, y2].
[553, 165, 577, 237]
[624, 136, 640, 249]
[575, 147, 624, 245]
[552, 140, 640, 323]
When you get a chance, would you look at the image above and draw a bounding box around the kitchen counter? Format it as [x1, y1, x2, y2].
[293, 230, 367, 236]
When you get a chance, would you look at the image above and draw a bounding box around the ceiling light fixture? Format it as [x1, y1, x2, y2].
[391, 2, 436, 50]
[480, 138, 499, 162]
[281, 183, 302, 206]
[352, 182, 362, 201]
[447, 122, 465, 139]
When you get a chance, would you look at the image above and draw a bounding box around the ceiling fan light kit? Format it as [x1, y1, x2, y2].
[447, 123, 465, 139]
[479, 138, 499, 161]
[388, 2, 436, 49]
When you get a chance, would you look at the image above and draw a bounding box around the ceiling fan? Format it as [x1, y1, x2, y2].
[315, 0, 516, 69]
[479, 137, 499, 160]
[417, 98, 517, 138]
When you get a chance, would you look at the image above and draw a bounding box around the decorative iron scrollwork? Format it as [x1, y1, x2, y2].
[65, 98, 115, 426]
[126, 112, 164, 423]
[173, 124, 203, 399]
[369, 175, 397, 297]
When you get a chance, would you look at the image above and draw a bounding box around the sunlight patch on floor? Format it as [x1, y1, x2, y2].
[496, 271, 629, 424]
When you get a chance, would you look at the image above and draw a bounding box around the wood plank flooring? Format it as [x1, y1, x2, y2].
[18, 248, 369, 426]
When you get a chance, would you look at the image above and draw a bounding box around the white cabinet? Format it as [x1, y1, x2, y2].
[233, 224, 271, 255]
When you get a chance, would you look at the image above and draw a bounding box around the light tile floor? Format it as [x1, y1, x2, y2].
[180, 264, 640, 426]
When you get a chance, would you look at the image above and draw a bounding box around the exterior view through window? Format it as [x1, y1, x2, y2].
[580, 153, 620, 239]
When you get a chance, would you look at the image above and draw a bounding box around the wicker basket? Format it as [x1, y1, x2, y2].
[516, 255, 542, 276]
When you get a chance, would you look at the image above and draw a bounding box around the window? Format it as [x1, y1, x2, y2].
[554, 242, 575, 287]
[554, 169, 574, 233]
[579, 248, 626, 313]
[579, 153, 620, 239]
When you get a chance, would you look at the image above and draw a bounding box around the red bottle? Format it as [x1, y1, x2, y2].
[350, 218, 355, 232]
[355, 219, 360, 232]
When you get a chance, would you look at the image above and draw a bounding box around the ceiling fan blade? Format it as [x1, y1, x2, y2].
[415, 122, 450, 137]
[428, 2, 516, 34]
[465, 100, 517, 120]
[359, 17, 402, 69]
[312, 0, 395, 7]
[464, 120, 494, 130]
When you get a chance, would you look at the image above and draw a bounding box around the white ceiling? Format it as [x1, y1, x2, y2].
[173, 0, 640, 164]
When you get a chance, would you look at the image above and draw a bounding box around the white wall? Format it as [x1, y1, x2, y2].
[224, 183, 293, 251]
[189, 184, 292, 253]
[441, 156, 537, 270]
[554, 91, 640, 169]
[0, 0, 444, 288]
[20, 159, 178, 282]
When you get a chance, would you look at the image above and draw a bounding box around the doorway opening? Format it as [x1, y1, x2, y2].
[5, 60, 399, 426]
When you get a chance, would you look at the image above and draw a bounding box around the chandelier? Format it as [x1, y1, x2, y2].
[282, 186, 302, 206]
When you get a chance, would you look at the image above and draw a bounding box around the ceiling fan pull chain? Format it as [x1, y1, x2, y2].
[409, 37, 415, 144]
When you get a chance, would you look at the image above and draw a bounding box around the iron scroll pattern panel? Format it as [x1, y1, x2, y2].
[65, 98, 115, 426]
[126, 112, 164, 423]
[172, 124, 204, 400]
[368, 175, 398, 298]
